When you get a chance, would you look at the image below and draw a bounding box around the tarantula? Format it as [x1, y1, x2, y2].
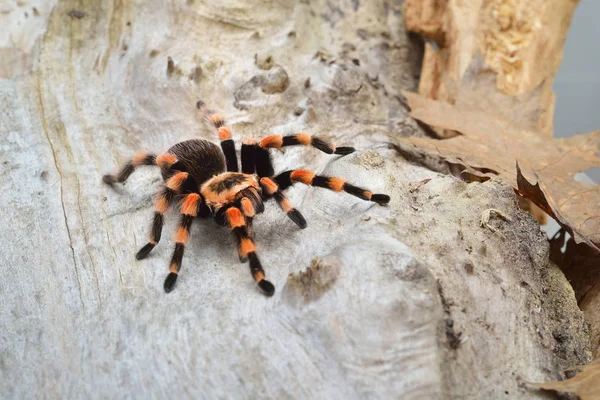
[103, 101, 390, 296]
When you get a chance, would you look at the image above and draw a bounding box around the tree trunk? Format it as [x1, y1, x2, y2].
[0, 1, 590, 398]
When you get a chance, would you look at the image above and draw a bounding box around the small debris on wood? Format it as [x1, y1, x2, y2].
[261, 65, 289, 94]
[284, 257, 341, 304]
[464, 263, 474, 274]
[189, 65, 203, 83]
[149, 50, 159, 58]
[409, 178, 431, 193]
[233, 75, 265, 110]
[356, 29, 368, 40]
[255, 54, 274, 70]
[304, 78, 311, 89]
[437, 280, 451, 314]
[481, 208, 512, 238]
[167, 57, 175, 76]
[445, 319, 464, 349]
[314, 49, 335, 63]
[341, 42, 356, 53]
[67, 9, 87, 19]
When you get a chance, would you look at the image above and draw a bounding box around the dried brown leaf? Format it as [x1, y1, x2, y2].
[530, 358, 600, 400]
[515, 163, 599, 251]
[397, 85, 600, 251]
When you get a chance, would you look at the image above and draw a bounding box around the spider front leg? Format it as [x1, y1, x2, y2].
[251, 133, 355, 178]
[238, 188, 265, 238]
[163, 193, 203, 293]
[136, 171, 192, 260]
[275, 169, 390, 204]
[259, 177, 307, 229]
[225, 207, 275, 296]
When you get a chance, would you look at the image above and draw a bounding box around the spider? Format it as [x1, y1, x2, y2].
[103, 101, 390, 296]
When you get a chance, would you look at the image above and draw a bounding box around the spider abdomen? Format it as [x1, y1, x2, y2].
[162, 139, 226, 185]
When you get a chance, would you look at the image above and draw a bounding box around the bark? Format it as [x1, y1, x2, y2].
[0, 1, 590, 399]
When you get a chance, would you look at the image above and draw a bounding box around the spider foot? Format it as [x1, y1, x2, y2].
[102, 174, 117, 185]
[136, 243, 155, 260]
[372, 194, 390, 204]
[288, 209, 307, 229]
[258, 279, 275, 296]
[334, 146, 355, 155]
[164, 272, 178, 293]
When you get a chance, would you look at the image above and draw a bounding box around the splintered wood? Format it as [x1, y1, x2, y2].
[404, 0, 579, 136]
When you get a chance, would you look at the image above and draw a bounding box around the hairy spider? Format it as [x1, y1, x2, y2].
[103, 101, 390, 296]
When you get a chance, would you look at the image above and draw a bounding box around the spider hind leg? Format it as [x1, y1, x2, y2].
[163, 193, 202, 293]
[103, 152, 177, 185]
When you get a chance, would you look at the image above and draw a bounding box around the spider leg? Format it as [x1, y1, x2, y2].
[253, 134, 355, 177]
[259, 177, 307, 229]
[136, 172, 192, 260]
[163, 193, 202, 293]
[197, 100, 238, 172]
[225, 207, 275, 296]
[239, 197, 256, 238]
[259, 133, 356, 155]
[237, 187, 265, 238]
[275, 169, 390, 204]
[241, 140, 256, 174]
[102, 152, 177, 185]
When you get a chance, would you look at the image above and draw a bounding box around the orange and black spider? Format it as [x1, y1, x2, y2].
[103, 100, 390, 296]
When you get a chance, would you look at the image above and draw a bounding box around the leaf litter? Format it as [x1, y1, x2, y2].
[394, 59, 600, 252]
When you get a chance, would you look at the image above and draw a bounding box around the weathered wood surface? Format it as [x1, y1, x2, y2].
[0, 1, 591, 399]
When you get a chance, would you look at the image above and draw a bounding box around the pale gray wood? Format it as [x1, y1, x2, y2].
[0, 1, 591, 399]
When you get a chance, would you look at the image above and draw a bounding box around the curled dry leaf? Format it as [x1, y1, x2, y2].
[529, 358, 600, 400]
[395, 67, 600, 252]
[550, 231, 600, 356]
[515, 162, 599, 252]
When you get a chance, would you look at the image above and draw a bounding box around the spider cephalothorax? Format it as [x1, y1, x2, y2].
[201, 172, 260, 210]
[103, 100, 390, 296]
